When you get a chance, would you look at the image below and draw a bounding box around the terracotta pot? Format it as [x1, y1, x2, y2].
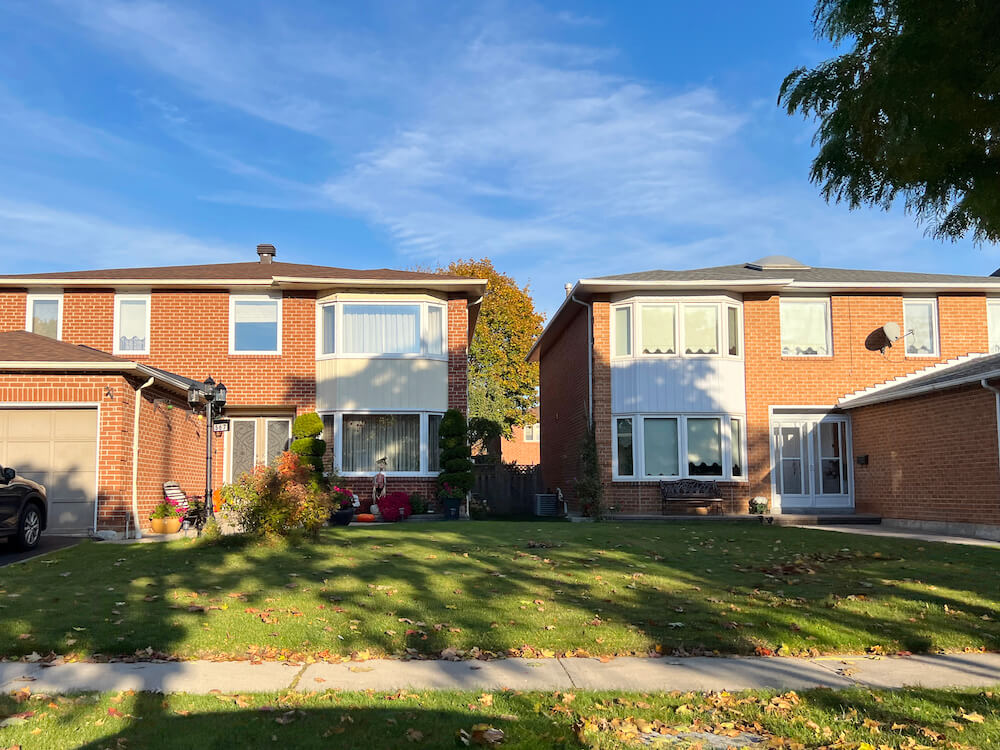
[150, 516, 182, 534]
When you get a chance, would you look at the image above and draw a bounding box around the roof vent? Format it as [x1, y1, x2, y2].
[744, 254, 810, 272]
[257, 243, 276, 264]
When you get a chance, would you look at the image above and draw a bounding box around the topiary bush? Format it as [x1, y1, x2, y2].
[438, 408, 473, 497]
[292, 412, 324, 439]
[290, 413, 326, 475]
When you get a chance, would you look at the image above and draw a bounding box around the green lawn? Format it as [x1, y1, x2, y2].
[1, 522, 998, 660]
[2, 685, 998, 749]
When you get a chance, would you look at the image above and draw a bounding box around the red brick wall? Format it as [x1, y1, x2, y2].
[850, 384, 1000, 526]
[448, 298, 469, 413]
[0, 291, 26, 332]
[539, 303, 590, 502]
[501, 425, 540, 465]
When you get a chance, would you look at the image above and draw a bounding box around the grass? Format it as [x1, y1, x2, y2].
[0, 521, 998, 660]
[1, 685, 998, 749]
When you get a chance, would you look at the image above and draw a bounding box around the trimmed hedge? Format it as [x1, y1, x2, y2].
[292, 412, 324, 439]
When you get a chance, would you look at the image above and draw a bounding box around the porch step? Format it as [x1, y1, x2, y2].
[771, 513, 881, 526]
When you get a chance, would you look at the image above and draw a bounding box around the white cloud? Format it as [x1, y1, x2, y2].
[0, 200, 244, 272]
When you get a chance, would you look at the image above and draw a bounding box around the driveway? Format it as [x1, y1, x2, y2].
[0, 535, 82, 566]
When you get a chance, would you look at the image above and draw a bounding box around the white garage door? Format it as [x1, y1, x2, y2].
[0, 407, 98, 535]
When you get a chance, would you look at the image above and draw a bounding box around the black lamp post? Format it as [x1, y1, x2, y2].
[187, 376, 227, 526]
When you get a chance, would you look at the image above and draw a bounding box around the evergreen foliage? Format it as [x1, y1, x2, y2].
[437, 408, 473, 494]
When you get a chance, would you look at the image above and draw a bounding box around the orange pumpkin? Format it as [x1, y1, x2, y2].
[212, 488, 224, 513]
[355, 513, 376, 523]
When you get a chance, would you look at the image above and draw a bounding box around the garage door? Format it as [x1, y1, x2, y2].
[0, 408, 98, 535]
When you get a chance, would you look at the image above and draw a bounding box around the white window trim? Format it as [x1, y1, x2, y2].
[112, 293, 151, 356]
[612, 413, 748, 483]
[326, 410, 446, 477]
[612, 299, 744, 361]
[224, 416, 294, 481]
[229, 292, 282, 355]
[989, 299, 1000, 355]
[902, 297, 940, 358]
[523, 424, 540, 442]
[779, 297, 833, 358]
[315, 300, 448, 361]
[25, 292, 63, 340]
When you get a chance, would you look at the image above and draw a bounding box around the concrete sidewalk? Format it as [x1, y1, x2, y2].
[2, 653, 999, 695]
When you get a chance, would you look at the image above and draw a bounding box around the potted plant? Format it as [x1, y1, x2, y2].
[330, 486, 355, 526]
[150, 500, 182, 534]
[439, 483, 464, 520]
[749, 496, 770, 516]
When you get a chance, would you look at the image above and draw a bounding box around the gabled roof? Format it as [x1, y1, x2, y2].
[838, 352, 1000, 409]
[0, 330, 202, 393]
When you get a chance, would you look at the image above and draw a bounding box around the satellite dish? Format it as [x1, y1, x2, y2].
[865, 321, 903, 353]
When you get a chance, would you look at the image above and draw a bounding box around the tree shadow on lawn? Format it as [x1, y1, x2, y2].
[0, 521, 998, 660]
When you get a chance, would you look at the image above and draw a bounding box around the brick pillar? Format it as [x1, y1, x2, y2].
[448, 297, 469, 414]
[591, 300, 613, 490]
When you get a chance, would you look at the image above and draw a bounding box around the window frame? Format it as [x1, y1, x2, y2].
[315, 300, 449, 360]
[229, 292, 282, 355]
[112, 292, 151, 356]
[523, 423, 540, 442]
[326, 411, 446, 477]
[611, 298, 743, 360]
[25, 292, 63, 340]
[611, 413, 748, 482]
[902, 298, 940, 358]
[779, 297, 833, 358]
[989, 299, 1000, 355]
[638, 302, 678, 357]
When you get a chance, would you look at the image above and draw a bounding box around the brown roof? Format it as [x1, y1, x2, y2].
[0, 330, 126, 363]
[0, 261, 471, 283]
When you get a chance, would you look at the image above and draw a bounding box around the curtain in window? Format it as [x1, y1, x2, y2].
[687, 418, 722, 476]
[614, 307, 631, 357]
[31, 300, 59, 339]
[904, 302, 936, 354]
[343, 305, 419, 354]
[643, 418, 678, 476]
[684, 306, 718, 354]
[990, 304, 1000, 354]
[428, 414, 442, 472]
[616, 418, 634, 476]
[118, 299, 148, 352]
[426, 306, 444, 354]
[342, 414, 420, 471]
[321, 305, 335, 355]
[727, 307, 740, 356]
[780, 301, 829, 355]
[730, 418, 743, 477]
[640, 306, 675, 354]
[234, 300, 279, 351]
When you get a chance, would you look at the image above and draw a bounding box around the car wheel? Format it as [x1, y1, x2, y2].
[16, 503, 42, 551]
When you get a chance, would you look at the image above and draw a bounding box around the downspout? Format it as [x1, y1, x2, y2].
[569, 296, 593, 429]
[981, 379, 1000, 475]
[131, 377, 155, 539]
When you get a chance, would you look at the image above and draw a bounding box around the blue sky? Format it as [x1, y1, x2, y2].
[1, 0, 996, 317]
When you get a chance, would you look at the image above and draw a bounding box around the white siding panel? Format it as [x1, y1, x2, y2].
[316, 358, 448, 412]
[611, 358, 746, 414]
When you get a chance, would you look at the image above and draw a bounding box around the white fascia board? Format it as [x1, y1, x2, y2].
[838, 358, 996, 409]
[788, 280, 1000, 292]
[0, 361, 137, 371]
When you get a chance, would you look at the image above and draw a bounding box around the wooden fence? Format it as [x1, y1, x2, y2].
[472, 463, 545, 516]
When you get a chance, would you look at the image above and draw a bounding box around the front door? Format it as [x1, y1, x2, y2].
[771, 415, 852, 511]
[227, 417, 292, 481]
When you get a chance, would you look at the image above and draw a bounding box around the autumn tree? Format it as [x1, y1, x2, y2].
[441, 258, 544, 434]
[779, 0, 1000, 242]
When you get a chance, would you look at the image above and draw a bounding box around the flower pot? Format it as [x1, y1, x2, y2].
[331, 509, 354, 526]
[443, 497, 462, 520]
[150, 516, 182, 534]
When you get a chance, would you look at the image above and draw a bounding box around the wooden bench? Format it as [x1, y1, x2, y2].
[659, 479, 724, 516]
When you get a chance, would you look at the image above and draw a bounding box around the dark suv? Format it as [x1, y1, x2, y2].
[0, 465, 47, 551]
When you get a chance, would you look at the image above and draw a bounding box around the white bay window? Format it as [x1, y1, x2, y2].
[683, 305, 719, 355]
[317, 301, 448, 358]
[613, 413, 746, 481]
[612, 299, 741, 359]
[324, 412, 445, 475]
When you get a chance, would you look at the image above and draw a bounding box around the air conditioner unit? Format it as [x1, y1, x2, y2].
[535, 493, 559, 517]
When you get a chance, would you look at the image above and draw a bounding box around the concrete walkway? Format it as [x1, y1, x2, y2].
[792, 524, 1000, 548]
[2, 653, 999, 695]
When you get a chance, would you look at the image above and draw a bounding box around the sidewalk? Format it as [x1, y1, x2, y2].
[2, 653, 999, 695]
[791, 523, 1000, 548]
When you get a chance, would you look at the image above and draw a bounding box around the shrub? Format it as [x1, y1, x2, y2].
[377, 491, 412, 522]
[409, 492, 427, 515]
[438, 408, 473, 497]
[576, 428, 604, 519]
[220, 451, 332, 537]
[150, 500, 182, 520]
[290, 413, 327, 478]
[199, 517, 223, 544]
[292, 412, 324, 439]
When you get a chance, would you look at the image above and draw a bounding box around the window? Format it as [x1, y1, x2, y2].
[26, 294, 62, 340]
[903, 299, 939, 356]
[780, 298, 831, 356]
[616, 418, 634, 477]
[114, 295, 150, 355]
[990, 301, 1000, 354]
[320, 304, 336, 355]
[643, 417, 679, 477]
[727, 306, 741, 356]
[231, 294, 281, 354]
[428, 414, 442, 472]
[687, 417, 722, 476]
[730, 417, 744, 477]
[683, 305, 718, 355]
[342, 414, 420, 472]
[640, 304, 676, 355]
[523, 423, 540, 442]
[228, 416, 292, 481]
[343, 304, 420, 355]
[613, 306, 632, 357]
[426, 305, 445, 355]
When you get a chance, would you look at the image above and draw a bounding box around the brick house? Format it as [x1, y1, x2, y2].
[0, 245, 485, 535]
[499, 409, 541, 466]
[530, 255, 1000, 534]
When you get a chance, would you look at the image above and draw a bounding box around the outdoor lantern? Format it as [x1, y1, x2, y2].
[215, 381, 227, 404]
[187, 386, 201, 409]
[203, 375, 216, 400]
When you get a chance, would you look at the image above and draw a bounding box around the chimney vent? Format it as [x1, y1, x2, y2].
[256, 243, 276, 264]
[564, 283, 572, 297]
